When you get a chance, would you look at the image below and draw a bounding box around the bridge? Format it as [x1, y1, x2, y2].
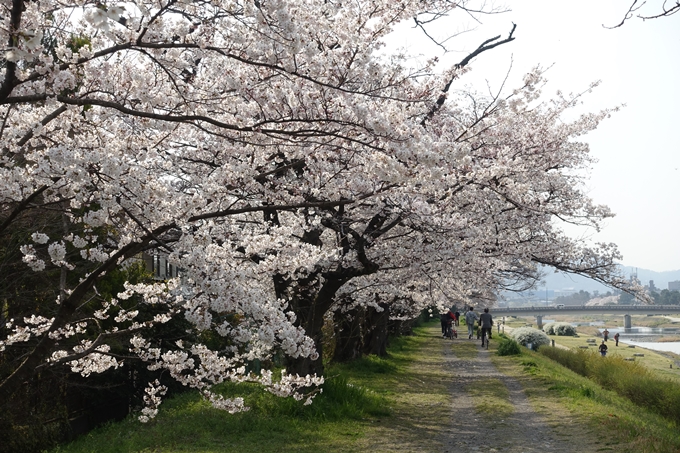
[484, 305, 680, 329]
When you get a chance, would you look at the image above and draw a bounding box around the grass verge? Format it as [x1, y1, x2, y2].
[51, 326, 447, 453]
[539, 347, 680, 424]
[492, 348, 680, 453]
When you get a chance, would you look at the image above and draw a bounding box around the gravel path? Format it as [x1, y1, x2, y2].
[442, 339, 587, 453]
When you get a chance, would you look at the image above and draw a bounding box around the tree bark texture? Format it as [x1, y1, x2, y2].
[362, 302, 390, 357]
[332, 306, 365, 362]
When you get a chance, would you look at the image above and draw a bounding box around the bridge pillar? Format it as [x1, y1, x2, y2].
[624, 314, 632, 329]
[536, 315, 543, 330]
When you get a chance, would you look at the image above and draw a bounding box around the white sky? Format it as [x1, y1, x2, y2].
[390, 1, 680, 272]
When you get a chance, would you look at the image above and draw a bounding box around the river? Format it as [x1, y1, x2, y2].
[603, 327, 680, 355]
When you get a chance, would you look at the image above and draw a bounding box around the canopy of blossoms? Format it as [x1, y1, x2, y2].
[0, 0, 641, 420]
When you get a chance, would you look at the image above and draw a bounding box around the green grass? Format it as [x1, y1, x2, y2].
[493, 349, 680, 453]
[466, 377, 514, 418]
[51, 329, 435, 453]
[450, 340, 478, 359]
[51, 378, 383, 453]
[51, 324, 680, 453]
[539, 346, 680, 424]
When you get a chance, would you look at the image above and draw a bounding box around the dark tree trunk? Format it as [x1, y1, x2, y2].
[363, 301, 390, 356]
[389, 318, 415, 337]
[332, 306, 365, 362]
[284, 277, 348, 377]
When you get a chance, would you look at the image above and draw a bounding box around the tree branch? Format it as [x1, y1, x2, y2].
[420, 23, 517, 127]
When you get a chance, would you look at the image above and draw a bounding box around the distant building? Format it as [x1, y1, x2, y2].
[669, 281, 680, 291]
[141, 252, 182, 280]
[649, 280, 656, 291]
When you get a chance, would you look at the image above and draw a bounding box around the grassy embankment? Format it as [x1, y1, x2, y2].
[492, 345, 680, 453]
[502, 315, 680, 382]
[496, 315, 680, 451]
[52, 323, 680, 453]
[52, 326, 453, 453]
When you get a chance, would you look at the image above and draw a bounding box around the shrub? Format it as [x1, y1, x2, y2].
[496, 337, 522, 356]
[544, 322, 576, 336]
[510, 327, 550, 350]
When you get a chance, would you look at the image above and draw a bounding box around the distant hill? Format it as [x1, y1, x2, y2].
[538, 265, 680, 293]
[619, 266, 680, 291]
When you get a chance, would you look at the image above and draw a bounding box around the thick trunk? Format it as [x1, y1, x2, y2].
[363, 302, 390, 356]
[389, 318, 415, 337]
[285, 278, 347, 377]
[332, 307, 365, 362]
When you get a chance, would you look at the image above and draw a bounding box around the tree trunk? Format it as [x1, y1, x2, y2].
[285, 278, 348, 377]
[363, 302, 390, 356]
[332, 306, 365, 362]
[389, 318, 415, 337]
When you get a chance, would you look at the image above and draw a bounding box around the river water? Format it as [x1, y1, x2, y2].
[541, 319, 680, 355]
[603, 327, 680, 355]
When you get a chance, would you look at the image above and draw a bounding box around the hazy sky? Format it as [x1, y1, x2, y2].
[391, 1, 680, 272]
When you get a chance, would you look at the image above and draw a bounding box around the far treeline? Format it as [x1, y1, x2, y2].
[554, 289, 680, 306]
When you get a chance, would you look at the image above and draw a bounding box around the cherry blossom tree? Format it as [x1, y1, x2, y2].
[0, 0, 507, 417]
[0, 0, 643, 431]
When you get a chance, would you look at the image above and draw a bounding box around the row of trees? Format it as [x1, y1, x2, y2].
[0, 0, 646, 450]
[554, 290, 594, 306]
[650, 290, 680, 305]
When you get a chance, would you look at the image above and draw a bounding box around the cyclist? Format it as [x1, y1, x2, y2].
[479, 308, 493, 347]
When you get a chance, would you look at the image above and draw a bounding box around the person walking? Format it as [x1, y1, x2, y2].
[479, 308, 493, 347]
[603, 328, 609, 342]
[440, 311, 449, 337]
[454, 310, 460, 326]
[614, 332, 620, 346]
[441, 310, 456, 337]
[599, 340, 608, 357]
[464, 307, 479, 339]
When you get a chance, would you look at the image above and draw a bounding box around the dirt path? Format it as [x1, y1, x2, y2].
[442, 338, 597, 453]
[356, 328, 610, 452]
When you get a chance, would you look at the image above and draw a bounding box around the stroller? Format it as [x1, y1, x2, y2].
[444, 319, 457, 339]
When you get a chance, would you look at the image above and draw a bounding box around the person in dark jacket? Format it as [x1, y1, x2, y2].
[599, 340, 608, 357]
[479, 308, 493, 347]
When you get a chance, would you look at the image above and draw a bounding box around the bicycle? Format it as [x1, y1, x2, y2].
[444, 323, 457, 340]
[481, 328, 490, 350]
